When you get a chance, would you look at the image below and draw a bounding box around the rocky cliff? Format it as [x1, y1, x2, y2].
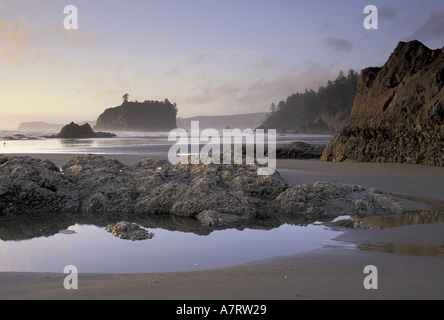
[94, 99, 177, 132]
[321, 40, 444, 166]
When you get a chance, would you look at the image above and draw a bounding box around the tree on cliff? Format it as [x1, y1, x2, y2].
[122, 93, 129, 103]
[260, 70, 358, 133]
[94, 98, 178, 132]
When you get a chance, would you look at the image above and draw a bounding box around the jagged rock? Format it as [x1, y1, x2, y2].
[55, 122, 115, 139]
[94, 100, 177, 132]
[0, 156, 79, 214]
[276, 142, 326, 159]
[62, 154, 137, 213]
[0, 155, 406, 227]
[131, 158, 287, 220]
[196, 210, 245, 227]
[105, 221, 154, 241]
[321, 40, 444, 166]
[274, 182, 404, 219]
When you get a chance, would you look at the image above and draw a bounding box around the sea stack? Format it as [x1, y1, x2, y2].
[56, 122, 116, 138]
[94, 99, 178, 132]
[321, 40, 444, 166]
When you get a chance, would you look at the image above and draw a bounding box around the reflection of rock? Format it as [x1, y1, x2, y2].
[59, 229, 77, 235]
[0, 154, 407, 228]
[105, 221, 154, 241]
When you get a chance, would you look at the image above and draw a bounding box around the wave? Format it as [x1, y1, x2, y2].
[0, 130, 46, 141]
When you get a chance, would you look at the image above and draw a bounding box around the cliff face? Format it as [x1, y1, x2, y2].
[94, 100, 177, 132]
[321, 40, 444, 166]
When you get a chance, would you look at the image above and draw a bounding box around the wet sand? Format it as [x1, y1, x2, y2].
[1, 154, 444, 300]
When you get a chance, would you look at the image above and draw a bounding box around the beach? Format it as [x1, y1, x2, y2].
[1, 154, 444, 300]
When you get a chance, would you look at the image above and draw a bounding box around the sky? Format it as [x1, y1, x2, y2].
[0, 0, 444, 129]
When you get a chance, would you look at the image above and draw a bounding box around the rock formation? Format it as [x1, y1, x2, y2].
[94, 99, 177, 132]
[321, 40, 444, 166]
[55, 122, 116, 139]
[275, 142, 326, 159]
[105, 221, 154, 241]
[0, 154, 406, 227]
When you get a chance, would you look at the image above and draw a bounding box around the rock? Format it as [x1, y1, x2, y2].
[105, 221, 154, 241]
[62, 154, 137, 213]
[239, 142, 326, 160]
[321, 40, 444, 166]
[94, 99, 177, 132]
[196, 210, 243, 228]
[59, 229, 77, 235]
[0, 154, 406, 227]
[131, 157, 288, 220]
[274, 181, 404, 219]
[0, 156, 79, 214]
[276, 142, 326, 159]
[55, 122, 116, 139]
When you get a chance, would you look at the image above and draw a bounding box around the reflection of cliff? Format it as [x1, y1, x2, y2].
[94, 99, 178, 132]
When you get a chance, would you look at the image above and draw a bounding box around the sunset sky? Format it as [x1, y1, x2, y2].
[1, 0, 444, 129]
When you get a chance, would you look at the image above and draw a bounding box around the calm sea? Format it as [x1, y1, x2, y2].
[0, 130, 332, 157]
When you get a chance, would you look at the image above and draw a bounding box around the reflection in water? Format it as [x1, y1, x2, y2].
[350, 210, 444, 257]
[2, 209, 444, 272]
[354, 210, 444, 229]
[358, 243, 444, 257]
[59, 139, 94, 148]
[0, 212, 342, 273]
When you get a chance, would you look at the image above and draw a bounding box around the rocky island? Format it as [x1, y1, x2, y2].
[94, 96, 178, 132]
[54, 122, 116, 139]
[322, 40, 444, 166]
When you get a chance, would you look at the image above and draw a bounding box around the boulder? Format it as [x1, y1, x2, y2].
[321, 40, 444, 166]
[0, 154, 406, 227]
[62, 154, 137, 213]
[56, 122, 116, 139]
[276, 142, 326, 159]
[274, 182, 404, 219]
[0, 156, 79, 214]
[105, 221, 154, 241]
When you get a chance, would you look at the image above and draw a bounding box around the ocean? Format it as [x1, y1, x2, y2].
[0, 130, 332, 157]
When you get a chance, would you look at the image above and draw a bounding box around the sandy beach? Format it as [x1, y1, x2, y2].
[1, 154, 444, 300]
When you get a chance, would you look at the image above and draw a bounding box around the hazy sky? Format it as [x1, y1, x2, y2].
[1, 0, 444, 129]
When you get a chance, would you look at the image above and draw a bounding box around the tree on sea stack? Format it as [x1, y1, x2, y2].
[122, 93, 129, 103]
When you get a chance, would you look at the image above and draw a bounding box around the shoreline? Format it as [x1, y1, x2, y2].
[1, 153, 444, 300]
